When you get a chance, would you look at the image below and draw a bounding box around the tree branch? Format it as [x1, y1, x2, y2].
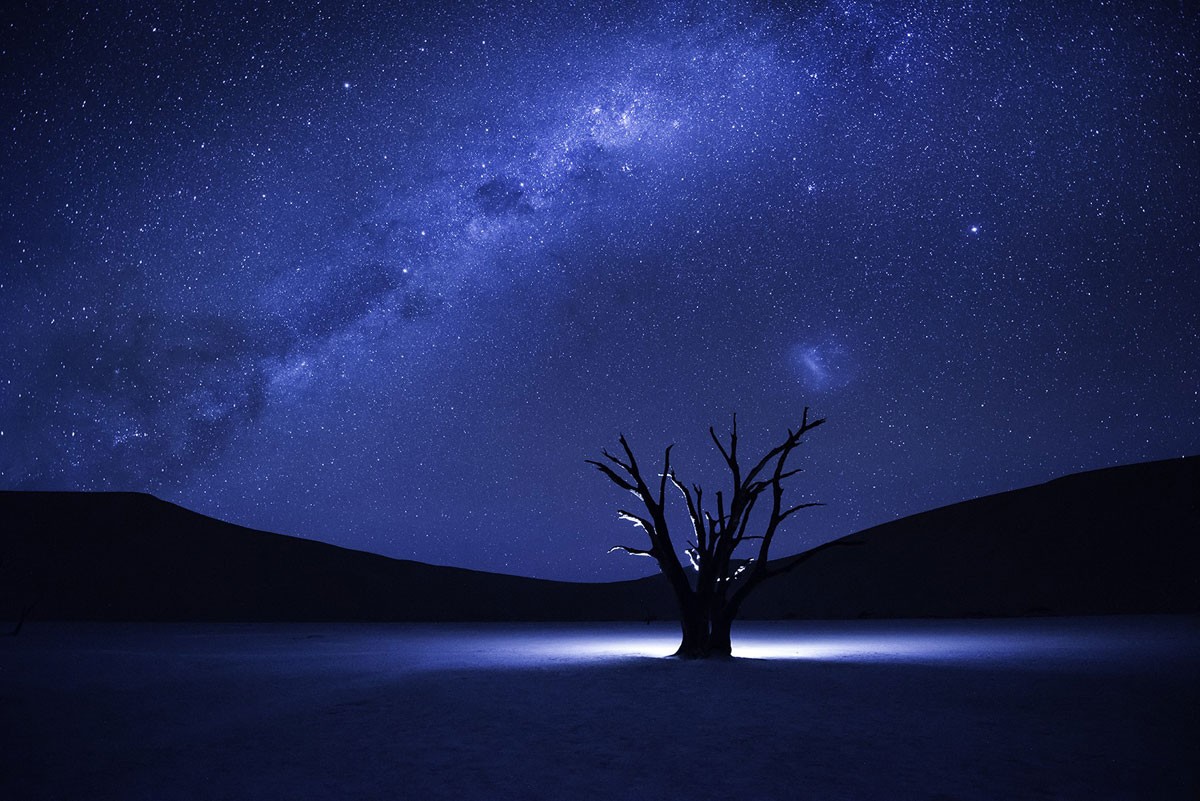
[585, 459, 638, 494]
[779, 501, 824, 522]
[669, 471, 707, 553]
[600, 448, 633, 474]
[608, 545, 657, 558]
[657, 444, 674, 508]
[709, 425, 733, 467]
[617, 509, 654, 533]
[590, 433, 700, 617]
[617, 435, 643, 481]
[742, 408, 825, 487]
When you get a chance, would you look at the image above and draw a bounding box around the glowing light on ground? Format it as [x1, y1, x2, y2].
[388, 620, 1177, 669]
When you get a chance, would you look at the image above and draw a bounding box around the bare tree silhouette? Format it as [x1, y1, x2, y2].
[1, 556, 36, 636]
[589, 410, 831, 658]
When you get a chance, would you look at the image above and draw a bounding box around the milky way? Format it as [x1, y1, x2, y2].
[2, 1, 1197, 579]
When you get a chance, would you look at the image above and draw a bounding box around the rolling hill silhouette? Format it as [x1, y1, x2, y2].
[740, 454, 1199, 619]
[2, 456, 1196, 622]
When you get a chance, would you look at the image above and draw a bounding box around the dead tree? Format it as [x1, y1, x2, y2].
[588, 410, 826, 658]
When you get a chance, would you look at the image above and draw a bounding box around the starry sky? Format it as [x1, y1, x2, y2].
[2, 0, 1197, 581]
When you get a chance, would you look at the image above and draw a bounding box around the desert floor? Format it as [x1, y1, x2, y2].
[3, 617, 1198, 800]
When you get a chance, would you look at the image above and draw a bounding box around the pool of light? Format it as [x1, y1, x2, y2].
[383, 617, 1200, 669]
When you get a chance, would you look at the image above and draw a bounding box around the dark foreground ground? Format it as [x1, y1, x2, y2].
[2, 617, 1198, 800]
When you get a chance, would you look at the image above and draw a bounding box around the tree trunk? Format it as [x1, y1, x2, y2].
[674, 602, 710, 658]
[7, 601, 33, 637]
[674, 605, 736, 659]
[705, 614, 734, 658]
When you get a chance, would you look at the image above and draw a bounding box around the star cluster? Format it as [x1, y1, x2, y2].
[2, 0, 1197, 579]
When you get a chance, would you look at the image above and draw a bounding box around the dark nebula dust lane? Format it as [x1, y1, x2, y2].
[2, 0, 1197, 579]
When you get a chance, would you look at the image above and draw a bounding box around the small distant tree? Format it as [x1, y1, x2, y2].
[588, 410, 828, 658]
[1, 557, 36, 636]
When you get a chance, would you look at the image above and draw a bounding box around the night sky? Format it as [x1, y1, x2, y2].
[2, 1, 1197, 581]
